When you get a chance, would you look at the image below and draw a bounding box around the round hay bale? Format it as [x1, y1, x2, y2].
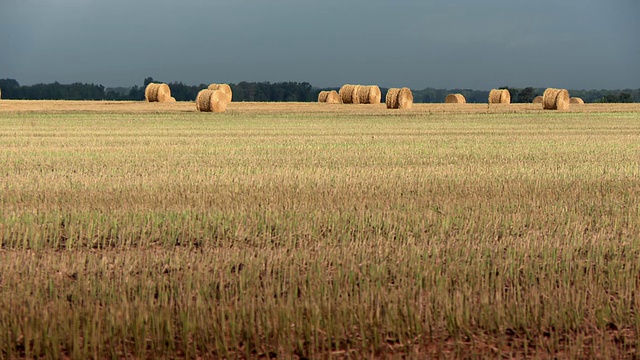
[488, 89, 510, 104]
[533, 96, 543, 104]
[167, 97, 177, 103]
[207, 83, 233, 102]
[543, 88, 570, 111]
[156, 84, 172, 102]
[385, 88, 401, 109]
[325, 90, 340, 104]
[445, 93, 466, 104]
[209, 90, 228, 113]
[145, 83, 159, 102]
[196, 89, 215, 112]
[339, 84, 357, 104]
[570, 97, 584, 105]
[397, 88, 413, 109]
[357, 85, 382, 104]
[351, 85, 363, 104]
[318, 91, 329, 103]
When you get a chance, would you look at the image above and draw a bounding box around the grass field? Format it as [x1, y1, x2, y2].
[1, 100, 640, 358]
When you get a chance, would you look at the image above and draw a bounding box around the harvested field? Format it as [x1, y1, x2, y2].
[1, 100, 640, 358]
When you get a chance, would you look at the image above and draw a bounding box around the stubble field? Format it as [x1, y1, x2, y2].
[1, 100, 640, 359]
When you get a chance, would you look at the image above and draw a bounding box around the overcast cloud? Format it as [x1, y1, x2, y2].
[0, 0, 638, 89]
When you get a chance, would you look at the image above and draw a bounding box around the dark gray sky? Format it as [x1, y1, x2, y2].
[1, 0, 638, 90]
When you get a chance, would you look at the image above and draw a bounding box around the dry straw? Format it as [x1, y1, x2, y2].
[445, 93, 466, 104]
[207, 84, 233, 102]
[570, 97, 584, 104]
[145, 83, 173, 102]
[543, 88, 570, 111]
[318, 91, 329, 103]
[533, 96, 543, 104]
[386, 87, 413, 109]
[488, 89, 511, 104]
[196, 89, 228, 113]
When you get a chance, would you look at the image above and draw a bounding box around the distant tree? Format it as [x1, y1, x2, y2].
[516, 87, 535, 103]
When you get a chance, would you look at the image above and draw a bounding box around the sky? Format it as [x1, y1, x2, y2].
[0, 0, 638, 90]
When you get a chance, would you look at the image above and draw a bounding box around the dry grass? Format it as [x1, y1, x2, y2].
[488, 89, 511, 104]
[1, 102, 640, 358]
[445, 93, 466, 104]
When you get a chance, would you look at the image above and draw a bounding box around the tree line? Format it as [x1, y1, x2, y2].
[0, 78, 637, 103]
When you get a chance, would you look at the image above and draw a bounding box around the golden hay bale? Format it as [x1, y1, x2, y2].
[488, 89, 511, 104]
[397, 88, 413, 109]
[386, 88, 400, 109]
[445, 93, 466, 104]
[156, 84, 172, 102]
[570, 97, 584, 104]
[145, 83, 158, 102]
[356, 85, 382, 104]
[543, 88, 570, 111]
[167, 97, 177, 103]
[318, 91, 329, 103]
[207, 83, 233, 102]
[196, 89, 228, 113]
[196, 89, 214, 112]
[339, 84, 357, 104]
[533, 96, 543, 104]
[209, 90, 228, 113]
[325, 90, 340, 104]
[145, 83, 172, 102]
[351, 85, 363, 104]
[386, 87, 413, 109]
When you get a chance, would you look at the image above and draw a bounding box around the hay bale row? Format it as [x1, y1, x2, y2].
[385, 87, 413, 109]
[144, 83, 173, 102]
[196, 89, 228, 113]
[570, 97, 584, 104]
[318, 90, 340, 104]
[543, 88, 570, 111]
[533, 96, 543, 104]
[445, 93, 466, 104]
[488, 89, 511, 104]
[339, 84, 381, 104]
[207, 84, 233, 102]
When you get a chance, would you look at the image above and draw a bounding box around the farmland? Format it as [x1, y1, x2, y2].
[1, 100, 640, 358]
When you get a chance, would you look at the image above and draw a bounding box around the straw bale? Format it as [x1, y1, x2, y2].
[543, 88, 570, 111]
[570, 97, 584, 104]
[489, 89, 510, 104]
[386, 88, 400, 109]
[325, 90, 340, 104]
[196, 89, 214, 112]
[156, 84, 172, 102]
[445, 93, 466, 104]
[533, 96, 543, 104]
[386, 87, 413, 109]
[318, 91, 329, 103]
[357, 85, 382, 104]
[209, 90, 228, 113]
[207, 83, 233, 102]
[167, 97, 177, 103]
[339, 84, 357, 104]
[397, 88, 413, 109]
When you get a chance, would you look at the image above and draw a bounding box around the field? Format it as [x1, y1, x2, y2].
[1, 100, 640, 359]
